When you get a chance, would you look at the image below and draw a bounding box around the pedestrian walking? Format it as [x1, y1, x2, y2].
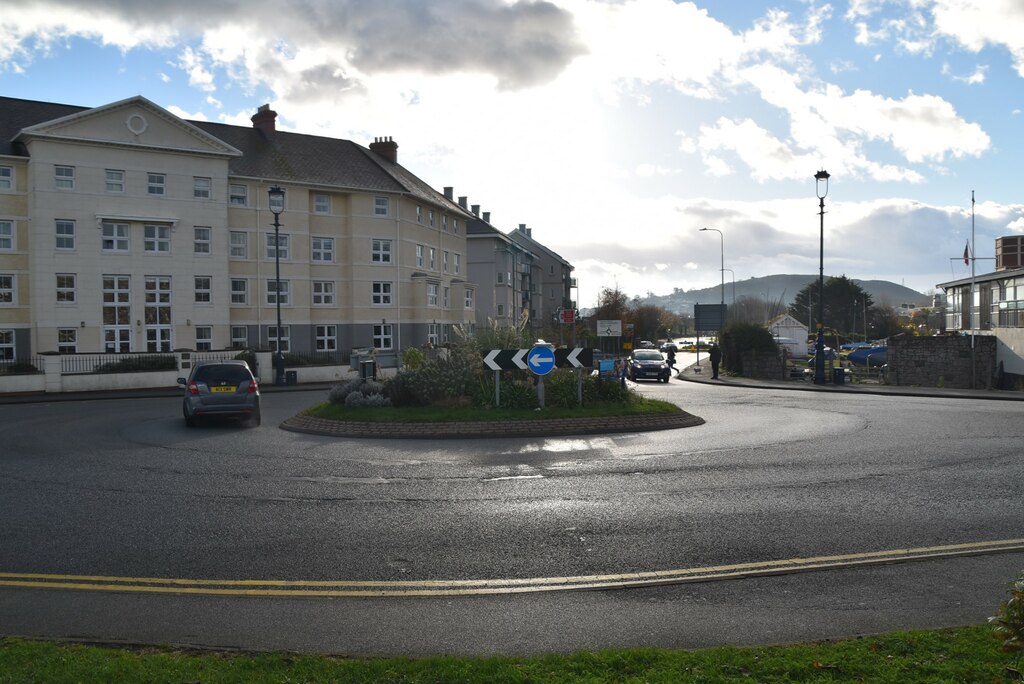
[709, 343, 722, 379]
[665, 346, 676, 371]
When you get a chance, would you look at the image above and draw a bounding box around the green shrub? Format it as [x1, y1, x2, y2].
[343, 392, 392, 408]
[0, 362, 39, 375]
[385, 344, 483, 407]
[329, 379, 386, 404]
[402, 346, 426, 370]
[990, 572, 1024, 653]
[233, 349, 257, 368]
[720, 322, 778, 376]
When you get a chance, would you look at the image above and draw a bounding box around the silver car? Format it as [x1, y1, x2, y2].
[178, 360, 261, 427]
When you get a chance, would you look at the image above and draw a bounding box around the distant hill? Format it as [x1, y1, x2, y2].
[635, 274, 932, 315]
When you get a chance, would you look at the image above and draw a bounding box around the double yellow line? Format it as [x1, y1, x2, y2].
[2, 539, 1022, 598]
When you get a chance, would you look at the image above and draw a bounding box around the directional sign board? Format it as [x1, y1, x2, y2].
[694, 304, 727, 332]
[554, 347, 593, 368]
[597, 320, 622, 337]
[485, 348, 594, 371]
[527, 345, 556, 375]
[483, 349, 528, 371]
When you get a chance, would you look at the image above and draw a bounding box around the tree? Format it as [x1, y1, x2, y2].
[789, 275, 874, 338]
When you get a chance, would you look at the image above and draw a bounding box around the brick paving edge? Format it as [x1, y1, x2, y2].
[280, 411, 705, 439]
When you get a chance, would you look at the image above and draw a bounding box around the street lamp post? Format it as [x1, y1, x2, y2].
[268, 186, 286, 386]
[699, 227, 725, 307]
[814, 169, 830, 385]
[722, 268, 736, 305]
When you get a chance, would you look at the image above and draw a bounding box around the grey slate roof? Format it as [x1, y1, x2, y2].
[0, 95, 469, 216]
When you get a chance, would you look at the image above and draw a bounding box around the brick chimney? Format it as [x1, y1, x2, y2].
[370, 136, 398, 164]
[251, 104, 277, 134]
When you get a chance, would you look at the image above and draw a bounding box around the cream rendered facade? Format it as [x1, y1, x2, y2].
[0, 96, 476, 359]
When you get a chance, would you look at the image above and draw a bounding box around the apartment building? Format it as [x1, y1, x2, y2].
[465, 209, 536, 327]
[507, 224, 575, 335]
[0, 95, 476, 360]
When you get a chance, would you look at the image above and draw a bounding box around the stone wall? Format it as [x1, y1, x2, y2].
[738, 349, 786, 380]
[888, 334, 996, 389]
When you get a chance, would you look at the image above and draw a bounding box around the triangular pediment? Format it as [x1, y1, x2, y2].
[16, 96, 241, 157]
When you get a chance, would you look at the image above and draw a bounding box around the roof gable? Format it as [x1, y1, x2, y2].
[16, 96, 240, 158]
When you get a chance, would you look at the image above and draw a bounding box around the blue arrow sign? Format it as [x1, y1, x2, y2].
[527, 345, 556, 376]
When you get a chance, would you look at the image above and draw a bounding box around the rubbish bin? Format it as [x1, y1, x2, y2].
[285, 370, 298, 385]
[832, 367, 845, 385]
[360, 359, 376, 380]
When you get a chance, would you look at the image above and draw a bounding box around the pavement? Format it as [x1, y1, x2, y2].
[676, 361, 1024, 401]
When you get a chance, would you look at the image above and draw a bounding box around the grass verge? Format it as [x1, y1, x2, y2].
[303, 397, 683, 423]
[2, 625, 1022, 683]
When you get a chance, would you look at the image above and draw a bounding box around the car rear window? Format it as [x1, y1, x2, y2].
[634, 351, 662, 361]
[193, 365, 251, 385]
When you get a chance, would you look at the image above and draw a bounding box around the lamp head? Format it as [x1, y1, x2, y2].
[815, 169, 830, 199]
[268, 186, 285, 216]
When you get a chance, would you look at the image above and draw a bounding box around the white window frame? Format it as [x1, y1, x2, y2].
[0, 274, 13, 304]
[58, 328, 77, 354]
[55, 165, 74, 190]
[102, 222, 130, 253]
[427, 283, 438, 307]
[313, 193, 330, 214]
[372, 281, 393, 305]
[105, 169, 125, 193]
[415, 244, 424, 268]
[428, 210, 435, 227]
[416, 206, 423, 223]
[266, 233, 290, 260]
[193, 176, 212, 199]
[312, 280, 335, 306]
[465, 288, 475, 310]
[0, 165, 11, 190]
[193, 226, 211, 254]
[56, 220, 75, 250]
[0, 220, 12, 251]
[0, 330, 13, 360]
[311, 236, 334, 262]
[427, 322, 439, 346]
[231, 326, 248, 349]
[442, 215, 448, 232]
[443, 250, 449, 273]
[147, 173, 165, 196]
[315, 324, 337, 352]
[373, 323, 393, 350]
[194, 326, 213, 351]
[374, 196, 390, 217]
[143, 276, 172, 353]
[230, 278, 248, 305]
[194, 276, 212, 304]
[454, 253, 461, 275]
[103, 275, 132, 352]
[144, 224, 171, 254]
[372, 239, 392, 263]
[230, 231, 248, 259]
[443, 286, 450, 309]
[429, 247, 436, 270]
[497, 304, 505, 317]
[268, 325, 290, 353]
[56, 273, 76, 304]
[267, 279, 290, 306]
[229, 184, 248, 206]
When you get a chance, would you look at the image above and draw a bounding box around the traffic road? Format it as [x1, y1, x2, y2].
[1, 376, 1022, 655]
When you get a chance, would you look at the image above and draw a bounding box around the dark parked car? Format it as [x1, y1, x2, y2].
[627, 349, 671, 383]
[178, 360, 261, 427]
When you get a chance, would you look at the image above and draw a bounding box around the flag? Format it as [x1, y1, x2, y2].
[964, 241, 970, 266]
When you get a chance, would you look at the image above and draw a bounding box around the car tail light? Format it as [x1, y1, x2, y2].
[247, 379, 259, 394]
[187, 381, 200, 396]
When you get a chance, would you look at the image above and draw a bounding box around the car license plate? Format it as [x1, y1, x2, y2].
[210, 386, 236, 393]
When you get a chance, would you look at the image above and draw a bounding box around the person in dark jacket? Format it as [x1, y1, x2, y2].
[709, 343, 722, 379]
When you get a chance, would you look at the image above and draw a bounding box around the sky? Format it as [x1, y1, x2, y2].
[2, 0, 1023, 308]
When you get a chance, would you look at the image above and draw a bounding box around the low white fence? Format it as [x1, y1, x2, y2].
[0, 350, 368, 395]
